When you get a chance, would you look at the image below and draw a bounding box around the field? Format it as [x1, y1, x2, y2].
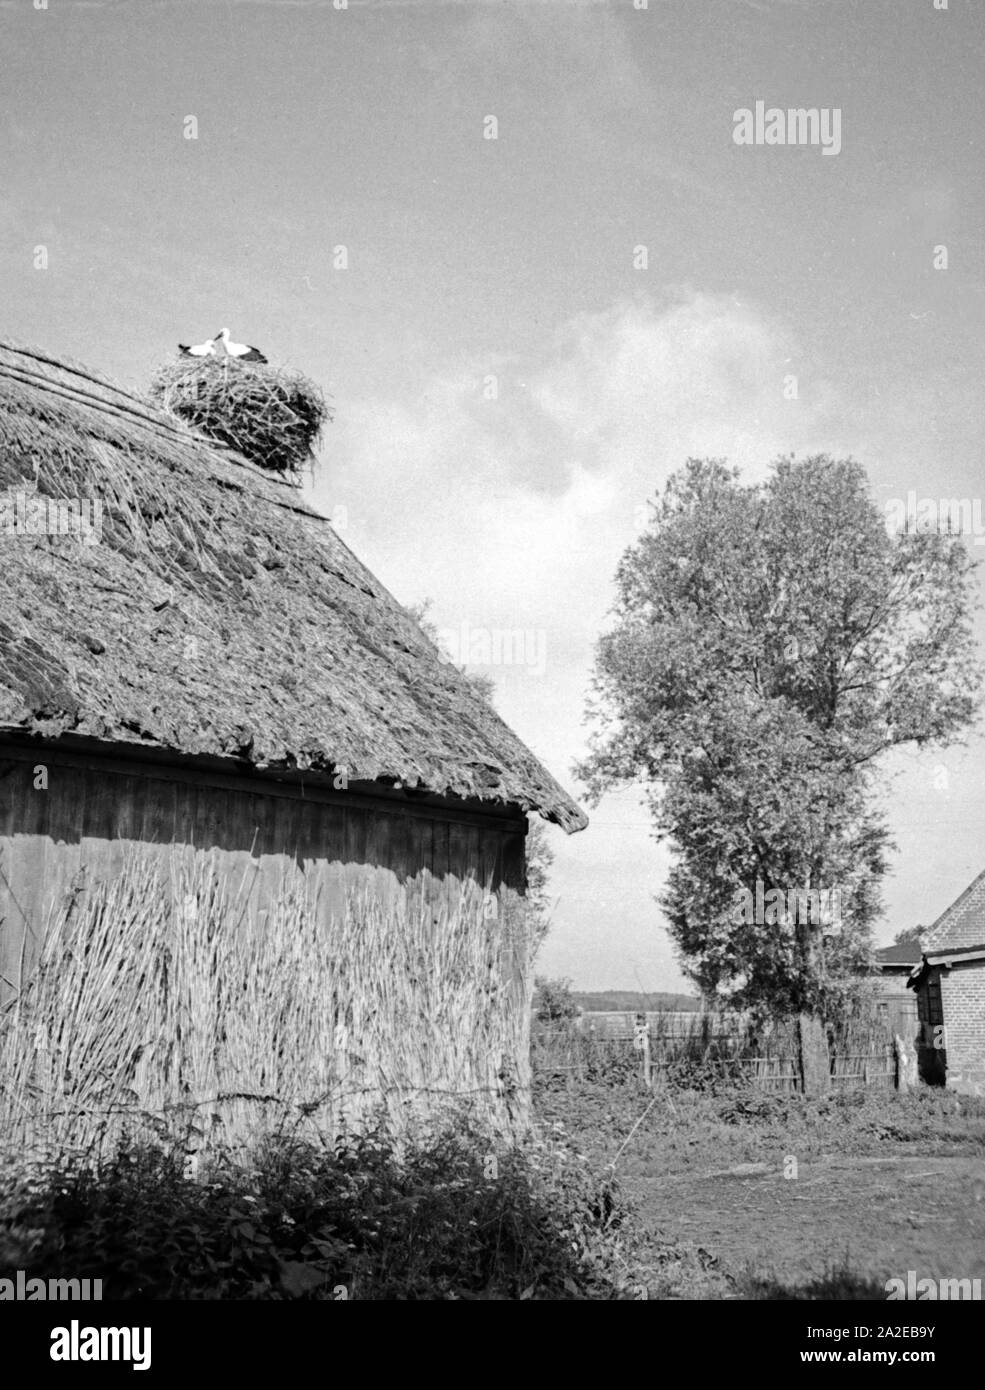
[534, 1060, 985, 1298]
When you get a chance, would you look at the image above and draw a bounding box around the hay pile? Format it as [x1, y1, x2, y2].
[149, 356, 330, 478]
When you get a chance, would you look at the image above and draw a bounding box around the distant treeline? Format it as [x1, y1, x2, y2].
[571, 991, 700, 1013]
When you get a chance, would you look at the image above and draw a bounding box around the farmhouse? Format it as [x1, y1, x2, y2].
[0, 340, 586, 1148]
[909, 869, 985, 1095]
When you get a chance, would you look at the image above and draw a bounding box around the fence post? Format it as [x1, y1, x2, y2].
[797, 1014, 831, 1096]
[894, 1033, 916, 1091]
[633, 1012, 652, 1090]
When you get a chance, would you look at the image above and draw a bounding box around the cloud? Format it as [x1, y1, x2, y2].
[528, 293, 800, 483]
[315, 290, 833, 730]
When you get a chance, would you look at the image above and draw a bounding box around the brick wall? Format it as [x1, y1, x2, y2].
[940, 961, 985, 1096]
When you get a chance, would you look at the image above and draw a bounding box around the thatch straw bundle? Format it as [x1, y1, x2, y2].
[148, 357, 330, 477]
[0, 853, 530, 1165]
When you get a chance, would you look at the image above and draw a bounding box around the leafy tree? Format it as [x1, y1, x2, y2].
[407, 599, 556, 954]
[533, 976, 580, 1024]
[524, 819, 556, 957]
[892, 925, 924, 947]
[578, 456, 980, 1020]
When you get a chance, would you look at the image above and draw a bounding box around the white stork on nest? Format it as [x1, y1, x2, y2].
[178, 333, 217, 358]
[216, 327, 268, 363]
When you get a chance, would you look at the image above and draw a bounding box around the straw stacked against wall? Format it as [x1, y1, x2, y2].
[0, 854, 530, 1162]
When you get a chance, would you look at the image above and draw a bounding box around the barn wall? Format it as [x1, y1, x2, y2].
[0, 743, 534, 1146]
[0, 744, 527, 1003]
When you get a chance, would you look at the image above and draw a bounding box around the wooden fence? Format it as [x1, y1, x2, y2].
[532, 1010, 903, 1093]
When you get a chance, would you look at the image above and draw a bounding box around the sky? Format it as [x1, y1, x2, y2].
[3, 0, 984, 992]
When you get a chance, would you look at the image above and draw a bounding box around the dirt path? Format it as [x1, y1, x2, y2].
[632, 1154, 985, 1293]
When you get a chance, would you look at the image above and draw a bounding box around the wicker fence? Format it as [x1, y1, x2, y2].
[532, 1010, 901, 1093]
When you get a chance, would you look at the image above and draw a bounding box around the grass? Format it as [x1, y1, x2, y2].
[535, 1064, 985, 1182]
[738, 1268, 893, 1300]
[531, 1050, 985, 1299]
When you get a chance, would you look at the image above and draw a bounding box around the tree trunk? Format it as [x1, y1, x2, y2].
[798, 1013, 831, 1096]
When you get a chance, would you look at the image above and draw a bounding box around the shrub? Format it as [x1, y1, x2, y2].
[0, 1123, 648, 1301]
[533, 977, 580, 1024]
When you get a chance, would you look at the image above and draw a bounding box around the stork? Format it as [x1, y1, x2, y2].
[178, 334, 217, 358]
[215, 328, 268, 363]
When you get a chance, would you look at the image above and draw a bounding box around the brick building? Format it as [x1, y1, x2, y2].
[908, 869, 985, 1095]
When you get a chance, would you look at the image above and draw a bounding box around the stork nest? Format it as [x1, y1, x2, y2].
[149, 357, 331, 478]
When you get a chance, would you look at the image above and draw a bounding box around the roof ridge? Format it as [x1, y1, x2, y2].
[0, 358, 199, 447]
[0, 339, 139, 401]
[922, 864, 985, 948]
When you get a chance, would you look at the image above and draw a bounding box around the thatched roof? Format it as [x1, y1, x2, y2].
[0, 341, 586, 833]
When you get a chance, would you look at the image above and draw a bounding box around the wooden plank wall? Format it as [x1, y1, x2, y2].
[0, 749, 528, 1006]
